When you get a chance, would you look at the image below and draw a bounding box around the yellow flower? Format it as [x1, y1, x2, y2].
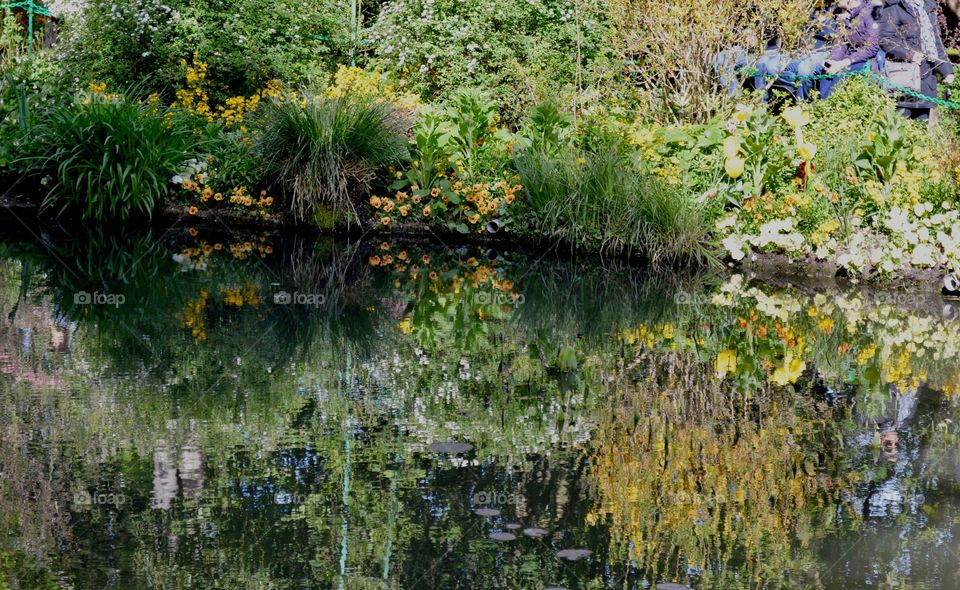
[782, 106, 810, 128]
[188, 206, 199, 215]
[468, 214, 480, 224]
[723, 136, 740, 159]
[381, 217, 391, 226]
[797, 142, 817, 162]
[715, 349, 737, 378]
[725, 156, 745, 179]
[370, 195, 382, 209]
[422, 206, 431, 217]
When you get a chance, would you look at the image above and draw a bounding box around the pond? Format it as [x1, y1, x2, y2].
[2, 223, 960, 589]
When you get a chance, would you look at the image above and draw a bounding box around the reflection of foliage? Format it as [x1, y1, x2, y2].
[588, 353, 852, 588]
[617, 274, 960, 396]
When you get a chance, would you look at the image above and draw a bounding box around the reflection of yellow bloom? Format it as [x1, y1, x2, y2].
[715, 349, 737, 377]
[782, 106, 810, 128]
[771, 355, 804, 386]
[725, 156, 745, 179]
[398, 317, 413, 334]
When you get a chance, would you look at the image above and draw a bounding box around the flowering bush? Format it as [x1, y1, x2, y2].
[374, 90, 521, 233]
[706, 95, 959, 278]
[367, 0, 612, 121]
[58, 0, 349, 98]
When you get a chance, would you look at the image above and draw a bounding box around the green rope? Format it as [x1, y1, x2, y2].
[751, 66, 960, 108]
[1, 0, 50, 16]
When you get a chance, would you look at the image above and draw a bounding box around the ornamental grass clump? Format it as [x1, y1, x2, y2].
[253, 91, 410, 223]
[515, 138, 717, 268]
[26, 86, 193, 221]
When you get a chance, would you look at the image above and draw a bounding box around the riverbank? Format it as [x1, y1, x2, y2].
[4, 67, 960, 282]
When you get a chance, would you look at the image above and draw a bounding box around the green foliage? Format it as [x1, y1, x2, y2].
[515, 128, 717, 267]
[515, 101, 574, 156]
[24, 91, 193, 221]
[854, 108, 910, 184]
[806, 76, 897, 150]
[253, 92, 411, 222]
[58, 0, 351, 99]
[367, 0, 613, 121]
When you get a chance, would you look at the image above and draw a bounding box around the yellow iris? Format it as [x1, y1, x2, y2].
[725, 156, 745, 179]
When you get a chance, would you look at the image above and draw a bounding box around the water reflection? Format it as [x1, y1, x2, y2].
[1, 225, 960, 589]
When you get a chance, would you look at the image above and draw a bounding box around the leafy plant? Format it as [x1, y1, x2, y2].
[24, 89, 193, 221]
[854, 107, 909, 184]
[253, 91, 410, 222]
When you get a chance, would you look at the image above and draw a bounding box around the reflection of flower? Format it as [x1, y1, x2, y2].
[771, 355, 804, 386]
[715, 349, 737, 378]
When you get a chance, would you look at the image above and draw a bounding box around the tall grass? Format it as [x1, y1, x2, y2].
[515, 142, 718, 268]
[253, 92, 410, 222]
[25, 91, 192, 221]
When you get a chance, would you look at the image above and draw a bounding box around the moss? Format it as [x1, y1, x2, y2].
[310, 203, 337, 230]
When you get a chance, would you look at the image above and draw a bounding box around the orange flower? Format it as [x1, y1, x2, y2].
[188, 227, 198, 236]
[383, 200, 395, 213]
[412, 195, 421, 204]
[468, 214, 480, 224]
[398, 251, 408, 260]
[264, 197, 273, 206]
[422, 255, 431, 264]
[214, 192, 223, 201]
[381, 217, 391, 226]
[214, 243, 223, 251]
[430, 187, 441, 197]
[429, 271, 438, 280]
[188, 206, 199, 215]
[369, 255, 381, 266]
[380, 241, 391, 250]
[504, 193, 515, 204]
[422, 206, 431, 217]
[370, 195, 382, 208]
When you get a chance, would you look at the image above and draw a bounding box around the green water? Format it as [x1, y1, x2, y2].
[2, 225, 960, 589]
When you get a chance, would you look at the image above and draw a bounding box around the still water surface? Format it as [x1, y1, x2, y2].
[2, 226, 960, 589]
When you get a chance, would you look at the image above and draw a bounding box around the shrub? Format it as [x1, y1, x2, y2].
[57, 0, 350, 99]
[253, 92, 410, 222]
[24, 88, 193, 221]
[609, 0, 820, 123]
[367, 0, 613, 122]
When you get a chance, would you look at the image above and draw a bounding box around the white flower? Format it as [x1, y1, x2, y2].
[722, 235, 747, 261]
[911, 244, 937, 267]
